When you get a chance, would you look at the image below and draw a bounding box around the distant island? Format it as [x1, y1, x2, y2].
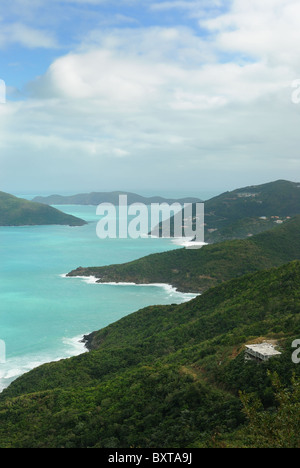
[0, 192, 86, 226]
[32, 191, 202, 206]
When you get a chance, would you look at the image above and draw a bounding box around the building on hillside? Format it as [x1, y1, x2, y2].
[237, 193, 259, 198]
[245, 343, 281, 362]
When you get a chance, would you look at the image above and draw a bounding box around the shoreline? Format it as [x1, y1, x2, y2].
[171, 237, 207, 248]
[1, 268, 200, 393]
[0, 334, 88, 393]
[61, 273, 200, 298]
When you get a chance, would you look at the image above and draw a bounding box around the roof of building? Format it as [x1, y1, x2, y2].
[245, 343, 281, 357]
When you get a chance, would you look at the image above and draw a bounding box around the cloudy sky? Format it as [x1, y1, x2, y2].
[0, 0, 300, 196]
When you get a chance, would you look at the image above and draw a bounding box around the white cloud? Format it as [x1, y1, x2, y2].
[29, 48, 167, 103]
[27, 25, 293, 108]
[202, 0, 300, 67]
[0, 22, 57, 49]
[1, 1, 300, 193]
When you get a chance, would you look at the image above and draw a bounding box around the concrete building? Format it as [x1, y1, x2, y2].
[245, 343, 281, 362]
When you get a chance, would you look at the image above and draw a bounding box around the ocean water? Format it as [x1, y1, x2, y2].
[0, 205, 196, 391]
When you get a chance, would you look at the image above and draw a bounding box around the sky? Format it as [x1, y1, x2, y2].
[0, 0, 300, 196]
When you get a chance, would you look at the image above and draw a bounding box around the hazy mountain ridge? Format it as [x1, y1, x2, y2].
[32, 191, 202, 206]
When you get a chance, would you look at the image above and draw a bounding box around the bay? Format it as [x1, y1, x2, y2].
[0, 205, 196, 391]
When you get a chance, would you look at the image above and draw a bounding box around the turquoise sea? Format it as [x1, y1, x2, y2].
[0, 205, 197, 391]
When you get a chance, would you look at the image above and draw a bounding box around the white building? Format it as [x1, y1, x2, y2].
[245, 343, 281, 362]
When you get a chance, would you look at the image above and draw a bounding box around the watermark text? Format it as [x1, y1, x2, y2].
[96, 195, 204, 245]
[292, 339, 300, 364]
[0, 340, 6, 364]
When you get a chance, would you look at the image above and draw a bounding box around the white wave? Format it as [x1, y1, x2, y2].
[81, 276, 98, 284]
[65, 274, 200, 302]
[61, 274, 99, 284]
[0, 334, 88, 393]
[171, 237, 207, 248]
[62, 335, 88, 356]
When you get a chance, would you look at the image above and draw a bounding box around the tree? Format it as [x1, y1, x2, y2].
[239, 372, 300, 448]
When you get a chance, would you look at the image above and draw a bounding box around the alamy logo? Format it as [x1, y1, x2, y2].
[292, 339, 300, 364]
[0, 79, 6, 104]
[96, 195, 204, 245]
[291, 79, 300, 104]
[0, 340, 6, 364]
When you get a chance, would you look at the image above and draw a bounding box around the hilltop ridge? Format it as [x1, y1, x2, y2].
[204, 179, 300, 242]
[150, 180, 300, 243]
[32, 191, 202, 206]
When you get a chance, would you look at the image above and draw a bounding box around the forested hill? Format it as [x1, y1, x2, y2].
[0, 192, 86, 226]
[0, 260, 299, 447]
[204, 179, 300, 242]
[68, 215, 300, 293]
[206, 179, 300, 221]
[151, 179, 300, 243]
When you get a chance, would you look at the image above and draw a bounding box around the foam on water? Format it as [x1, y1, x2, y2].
[66, 274, 199, 301]
[0, 334, 88, 392]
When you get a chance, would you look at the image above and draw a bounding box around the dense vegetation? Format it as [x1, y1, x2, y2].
[0, 192, 86, 226]
[205, 179, 300, 229]
[68, 216, 300, 292]
[155, 180, 300, 243]
[238, 372, 300, 448]
[0, 261, 299, 448]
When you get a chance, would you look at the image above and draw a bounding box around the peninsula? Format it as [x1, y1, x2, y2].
[67, 215, 300, 293]
[0, 191, 87, 226]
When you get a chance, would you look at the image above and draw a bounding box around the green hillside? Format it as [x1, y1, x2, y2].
[0, 192, 86, 226]
[153, 180, 300, 243]
[206, 179, 300, 221]
[68, 216, 300, 292]
[0, 261, 299, 448]
[205, 179, 300, 242]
